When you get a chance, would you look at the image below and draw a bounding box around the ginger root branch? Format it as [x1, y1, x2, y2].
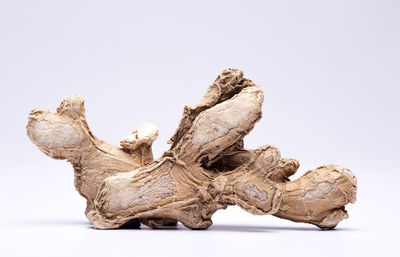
[27, 68, 357, 229]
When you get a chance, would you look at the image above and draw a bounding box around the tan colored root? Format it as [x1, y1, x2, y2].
[274, 165, 357, 229]
[27, 68, 357, 230]
[26, 94, 174, 226]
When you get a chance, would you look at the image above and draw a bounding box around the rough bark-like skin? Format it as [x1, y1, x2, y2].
[27, 68, 357, 230]
[26, 96, 171, 227]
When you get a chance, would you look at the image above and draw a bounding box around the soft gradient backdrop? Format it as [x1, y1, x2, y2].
[1, 0, 399, 256]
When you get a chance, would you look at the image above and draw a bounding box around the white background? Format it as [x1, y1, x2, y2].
[0, 0, 399, 256]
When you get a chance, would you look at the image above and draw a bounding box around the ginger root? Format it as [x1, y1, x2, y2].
[27, 68, 357, 230]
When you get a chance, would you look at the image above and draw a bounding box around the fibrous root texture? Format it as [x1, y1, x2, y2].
[27, 68, 357, 230]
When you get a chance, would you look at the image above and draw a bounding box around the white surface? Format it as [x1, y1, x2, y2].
[2, 165, 397, 257]
[1, 0, 399, 256]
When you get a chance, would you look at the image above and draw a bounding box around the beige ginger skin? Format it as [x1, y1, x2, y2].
[27, 68, 357, 230]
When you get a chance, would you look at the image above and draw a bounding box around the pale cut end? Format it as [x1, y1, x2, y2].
[120, 123, 159, 151]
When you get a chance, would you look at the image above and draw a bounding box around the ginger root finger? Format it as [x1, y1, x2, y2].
[168, 68, 245, 148]
[120, 122, 159, 151]
[120, 122, 159, 165]
[274, 165, 357, 229]
[174, 84, 263, 166]
[26, 94, 157, 215]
